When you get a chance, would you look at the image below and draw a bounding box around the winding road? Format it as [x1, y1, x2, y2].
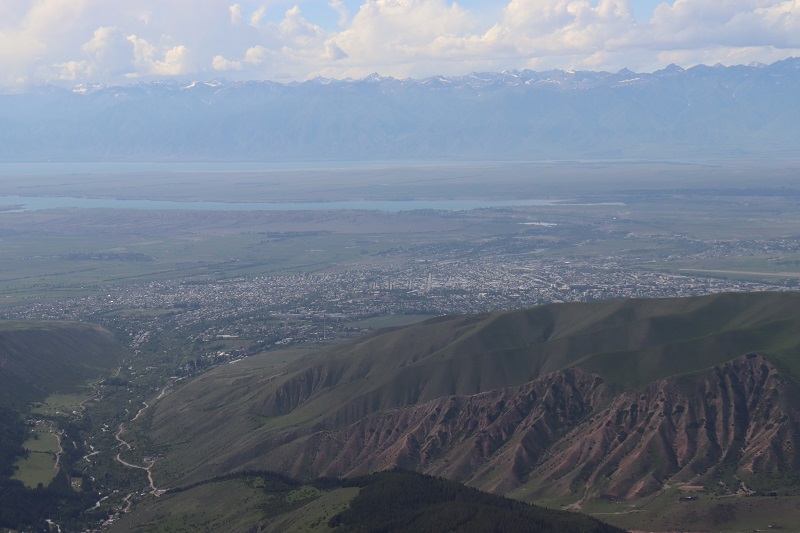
[114, 385, 170, 509]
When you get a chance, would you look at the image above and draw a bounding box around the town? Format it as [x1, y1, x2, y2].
[1, 232, 790, 374]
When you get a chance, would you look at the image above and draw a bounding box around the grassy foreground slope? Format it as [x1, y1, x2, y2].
[110, 470, 625, 533]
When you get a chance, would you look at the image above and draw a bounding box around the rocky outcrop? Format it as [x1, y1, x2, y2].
[243, 354, 799, 502]
[531, 353, 800, 500]
[259, 367, 606, 485]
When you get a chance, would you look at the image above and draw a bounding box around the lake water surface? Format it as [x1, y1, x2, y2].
[0, 196, 561, 212]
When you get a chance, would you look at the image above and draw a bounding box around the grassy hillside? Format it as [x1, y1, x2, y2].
[143, 292, 800, 488]
[0, 321, 126, 411]
[109, 473, 357, 533]
[260, 291, 800, 427]
[110, 470, 624, 533]
[127, 292, 800, 531]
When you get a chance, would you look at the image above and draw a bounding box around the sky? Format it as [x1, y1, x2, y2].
[1, 0, 799, 87]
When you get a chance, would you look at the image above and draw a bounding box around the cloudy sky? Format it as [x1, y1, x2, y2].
[2, 0, 799, 87]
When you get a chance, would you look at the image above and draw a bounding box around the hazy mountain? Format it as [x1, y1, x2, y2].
[2, 58, 799, 162]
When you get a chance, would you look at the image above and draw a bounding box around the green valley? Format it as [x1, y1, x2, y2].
[0, 322, 127, 531]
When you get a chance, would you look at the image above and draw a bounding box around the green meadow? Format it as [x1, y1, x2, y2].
[13, 424, 60, 488]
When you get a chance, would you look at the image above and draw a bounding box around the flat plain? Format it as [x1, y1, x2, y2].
[1, 161, 799, 308]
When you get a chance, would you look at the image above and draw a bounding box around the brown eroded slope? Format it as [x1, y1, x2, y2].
[233, 353, 798, 503]
[143, 292, 800, 492]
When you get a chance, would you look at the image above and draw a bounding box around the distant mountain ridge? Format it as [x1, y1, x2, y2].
[3, 58, 800, 162]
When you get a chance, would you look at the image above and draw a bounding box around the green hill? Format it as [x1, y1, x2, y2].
[137, 292, 800, 531]
[146, 292, 800, 475]
[247, 291, 800, 429]
[0, 321, 126, 412]
[109, 470, 625, 533]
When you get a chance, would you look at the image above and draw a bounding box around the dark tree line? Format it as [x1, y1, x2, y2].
[0, 470, 101, 532]
[0, 408, 101, 532]
[0, 409, 26, 477]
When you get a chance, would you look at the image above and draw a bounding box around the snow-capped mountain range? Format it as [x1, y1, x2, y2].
[2, 58, 799, 162]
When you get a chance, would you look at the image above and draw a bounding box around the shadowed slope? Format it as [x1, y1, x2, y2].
[109, 470, 625, 533]
[0, 321, 125, 411]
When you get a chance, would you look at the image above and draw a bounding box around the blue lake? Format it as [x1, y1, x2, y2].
[0, 196, 561, 213]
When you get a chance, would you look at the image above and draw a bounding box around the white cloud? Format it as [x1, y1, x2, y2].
[647, 0, 800, 48]
[250, 6, 268, 28]
[209, 6, 346, 80]
[0, 0, 799, 87]
[276, 6, 327, 46]
[127, 34, 193, 77]
[0, 30, 45, 71]
[230, 3, 243, 24]
[23, 0, 91, 35]
[494, 0, 635, 55]
[80, 26, 132, 75]
[324, 41, 348, 60]
[212, 54, 242, 70]
[244, 45, 269, 65]
[330, 0, 476, 77]
[329, 0, 350, 27]
[52, 60, 91, 81]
